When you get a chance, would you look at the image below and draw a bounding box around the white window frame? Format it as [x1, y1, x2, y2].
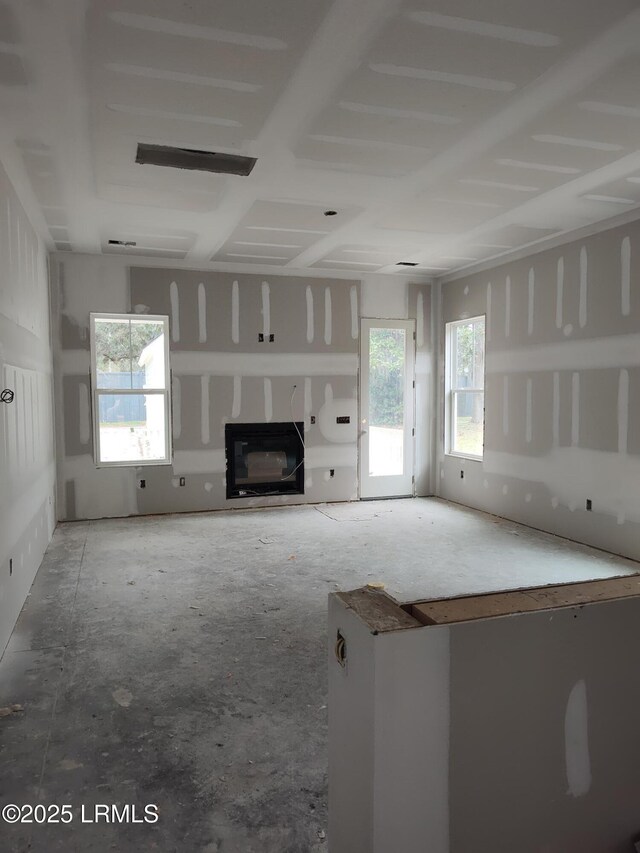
[445, 315, 485, 461]
[90, 312, 172, 467]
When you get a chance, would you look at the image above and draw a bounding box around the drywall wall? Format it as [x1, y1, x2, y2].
[437, 218, 640, 561]
[0, 160, 56, 653]
[329, 587, 640, 853]
[328, 589, 450, 853]
[51, 255, 432, 520]
[52, 255, 360, 518]
[448, 597, 640, 852]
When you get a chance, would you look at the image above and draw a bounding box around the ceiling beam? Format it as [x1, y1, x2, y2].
[13, 0, 99, 253]
[290, 6, 640, 270]
[190, 0, 406, 264]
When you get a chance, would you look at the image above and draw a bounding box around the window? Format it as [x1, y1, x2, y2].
[90, 313, 171, 466]
[446, 315, 485, 459]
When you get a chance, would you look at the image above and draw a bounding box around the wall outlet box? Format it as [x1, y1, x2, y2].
[310, 415, 316, 424]
[336, 416, 350, 424]
[179, 477, 186, 487]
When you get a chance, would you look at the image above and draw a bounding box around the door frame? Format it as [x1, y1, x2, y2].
[359, 318, 416, 499]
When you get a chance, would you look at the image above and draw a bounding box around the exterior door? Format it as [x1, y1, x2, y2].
[359, 319, 415, 499]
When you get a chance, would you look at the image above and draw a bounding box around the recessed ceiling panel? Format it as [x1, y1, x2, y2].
[213, 252, 290, 265]
[98, 181, 222, 213]
[315, 243, 422, 268]
[240, 200, 361, 232]
[307, 102, 457, 152]
[100, 74, 265, 137]
[405, 0, 635, 47]
[309, 257, 387, 272]
[368, 17, 555, 90]
[479, 223, 562, 249]
[6, 0, 640, 276]
[294, 136, 432, 178]
[376, 193, 499, 235]
[102, 243, 188, 259]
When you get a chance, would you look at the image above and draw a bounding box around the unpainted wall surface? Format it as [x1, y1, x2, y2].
[51, 256, 433, 521]
[0, 160, 56, 653]
[329, 590, 640, 853]
[438, 219, 640, 561]
[450, 599, 640, 852]
[52, 256, 362, 519]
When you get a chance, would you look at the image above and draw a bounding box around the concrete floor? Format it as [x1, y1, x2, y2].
[1, 497, 637, 852]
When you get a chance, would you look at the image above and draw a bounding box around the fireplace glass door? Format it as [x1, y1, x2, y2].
[225, 422, 304, 498]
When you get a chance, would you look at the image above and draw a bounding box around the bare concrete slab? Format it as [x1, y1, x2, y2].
[0, 497, 637, 851]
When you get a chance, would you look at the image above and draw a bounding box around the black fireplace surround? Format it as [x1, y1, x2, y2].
[225, 422, 305, 499]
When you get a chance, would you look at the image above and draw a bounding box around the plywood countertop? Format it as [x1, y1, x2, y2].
[408, 574, 640, 626]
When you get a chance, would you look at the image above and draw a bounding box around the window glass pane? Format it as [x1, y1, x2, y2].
[132, 319, 166, 389]
[368, 327, 405, 477]
[94, 318, 166, 390]
[453, 318, 485, 390]
[95, 318, 132, 389]
[453, 391, 484, 456]
[97, 393, 166, 463]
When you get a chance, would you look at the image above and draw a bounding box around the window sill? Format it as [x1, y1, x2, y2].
[95, 459, 173, 468]
[445, 451, 483, 462]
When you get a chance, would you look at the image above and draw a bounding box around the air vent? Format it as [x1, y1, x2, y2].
[108, 239, 137, 247]
[136, 143, 257, 176]
[396, 261, 418, 267]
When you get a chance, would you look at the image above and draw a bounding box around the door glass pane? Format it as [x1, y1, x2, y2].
[97, 393, 166, 463]
[368, 328, 405, 477]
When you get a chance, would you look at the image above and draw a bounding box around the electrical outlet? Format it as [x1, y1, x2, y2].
[329, 469, 335, 478]
[586, 498, 592, 511]
[269, 333, 274, 342]
[310, 415, 316, 424]
[139, 478, 146, 489]
[258, 333, 264, 342]
[179, 477, 186, 487]
[460, 470, 464, 479]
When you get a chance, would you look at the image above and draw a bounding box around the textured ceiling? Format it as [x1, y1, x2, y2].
[2, 0, 640, 278]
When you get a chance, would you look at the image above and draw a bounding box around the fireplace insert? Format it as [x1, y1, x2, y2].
[225, 422, 305, 499]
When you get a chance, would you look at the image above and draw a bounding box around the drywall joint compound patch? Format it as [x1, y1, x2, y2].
[565, 679, 591, 797]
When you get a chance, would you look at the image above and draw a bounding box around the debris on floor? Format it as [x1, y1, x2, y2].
[112, 688, 133, 708]
[259, 537, 275, 544]
[0, 704, 24, 717]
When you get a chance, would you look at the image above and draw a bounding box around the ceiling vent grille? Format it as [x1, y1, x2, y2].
[136, 143, 257, 176]
[396, 261, 418, 267]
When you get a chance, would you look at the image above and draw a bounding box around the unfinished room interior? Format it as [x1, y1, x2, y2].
[2, 0, 640, 850]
